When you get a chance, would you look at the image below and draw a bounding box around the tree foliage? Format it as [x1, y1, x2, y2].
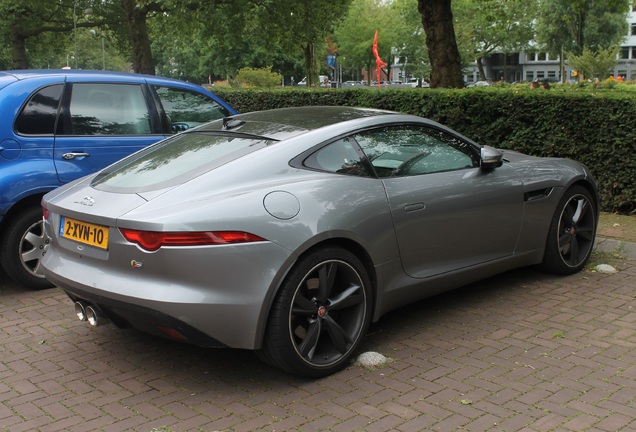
[567, 46, 620, 80]
[262, 0, 353, 87]
[333, 0, 395, 82]
[536, 0, 629, 55]
[453, 0, 536, 80]
[236, 67, 282, 88]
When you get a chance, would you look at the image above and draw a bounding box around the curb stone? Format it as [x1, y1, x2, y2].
[593, 236, 636, 259]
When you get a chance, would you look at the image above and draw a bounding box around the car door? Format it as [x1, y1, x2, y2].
[356, 124, 524, 279]
[53, 82, 162, 184]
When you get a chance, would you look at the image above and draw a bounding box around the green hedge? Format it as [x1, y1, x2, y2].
[214, 87, 636, 214]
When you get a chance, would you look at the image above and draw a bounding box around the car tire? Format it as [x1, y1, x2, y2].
[541, 185, 597, 275]
[258, 246, 372, 377]
[0, 206, 53, 290]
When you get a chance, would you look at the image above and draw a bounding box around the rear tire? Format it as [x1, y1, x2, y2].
[0, 206, 53, 290]
[541, 186, 597, 275]
[258, 246, 372, 378]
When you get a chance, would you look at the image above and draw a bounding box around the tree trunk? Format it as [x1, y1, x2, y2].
[418, 0, 464, 88]
[11, 28, 29, 69]
[476, 56, 486, 81]
[304, 42, 318, 87]
[121, 0, 155, 74]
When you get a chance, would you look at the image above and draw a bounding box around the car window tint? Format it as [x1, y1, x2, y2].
[69, 83, 151, 135]
[15, 84, 63, 135]
[304, 138, 372, 177]
[92, 132, 274, 193]
[355, 125, 479, 177]
[154, 86, 230, 133]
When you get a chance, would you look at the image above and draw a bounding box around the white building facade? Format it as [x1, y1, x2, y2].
[464, 6, 636, 83]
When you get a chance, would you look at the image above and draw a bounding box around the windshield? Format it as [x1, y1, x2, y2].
[92, 132, 275, 193]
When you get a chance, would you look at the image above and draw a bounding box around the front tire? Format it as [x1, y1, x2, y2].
[258, 246, 372, 378]
[541, 185, 597, 275]
[0, 206, 53, 290]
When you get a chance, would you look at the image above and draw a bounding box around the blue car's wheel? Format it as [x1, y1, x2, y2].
[0, 206, 53, 290]
[259, 246, 372, 377]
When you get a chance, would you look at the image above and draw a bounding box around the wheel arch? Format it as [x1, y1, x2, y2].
[0, 193, 45, 235]
[570, 179, 600, 215]
[253, 236, 378, 350]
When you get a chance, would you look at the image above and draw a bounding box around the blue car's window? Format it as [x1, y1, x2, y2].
[355, 125, 479, 177]
[154, 86, 230, 133]
[69, 83, 151, 135]
[92, 132, 273, 192]
[15, 84, 63, 135]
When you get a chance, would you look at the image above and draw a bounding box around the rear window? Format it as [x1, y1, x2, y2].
[15, 84, 63, 135]
[92, 132, 274, 193]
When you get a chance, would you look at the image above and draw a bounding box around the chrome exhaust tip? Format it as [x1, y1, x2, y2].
[85, 305, 106, 327]
[74, 301, 88, 321]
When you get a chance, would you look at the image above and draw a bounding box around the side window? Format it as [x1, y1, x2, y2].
[154, 86, 230, 133]
[69, 83, 151, 135]
[355, 125, 479, 177]
[15, 84, 63, 135]
[304, 138, 371, 177]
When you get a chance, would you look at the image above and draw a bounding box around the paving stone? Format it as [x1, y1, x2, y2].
[1, 258, 636, 431]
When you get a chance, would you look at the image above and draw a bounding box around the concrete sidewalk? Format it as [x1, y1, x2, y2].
[1, 243, 635, 431]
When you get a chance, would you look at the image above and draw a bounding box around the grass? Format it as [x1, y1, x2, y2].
[597, 212, 636, 243]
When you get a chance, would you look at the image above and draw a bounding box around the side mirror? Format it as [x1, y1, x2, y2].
[480, 146, 503, 170]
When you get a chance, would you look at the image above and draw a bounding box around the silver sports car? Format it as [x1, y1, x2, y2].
[42, 106, 598, 377]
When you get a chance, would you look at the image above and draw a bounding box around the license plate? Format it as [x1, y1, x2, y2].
[60, 216, 109, 250]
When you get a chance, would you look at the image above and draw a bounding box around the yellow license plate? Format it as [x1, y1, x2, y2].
[60, 216, 109, 250]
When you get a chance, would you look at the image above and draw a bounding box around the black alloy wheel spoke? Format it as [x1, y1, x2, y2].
[558, 231, 572, 249]
[317, 262, 337, 302]
[323, 315, 350, 354]
[328, 284, 363, 311]
[567, 237, 580, 265]
[576, 226, 595, 241]
[571, 198, 587, 225]
[562, 205, 576, 226]
[298, 318, 321, 359]
[292, 292, 317, 315]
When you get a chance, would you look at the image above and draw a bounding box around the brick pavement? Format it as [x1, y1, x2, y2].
[1, 254, 635, 432]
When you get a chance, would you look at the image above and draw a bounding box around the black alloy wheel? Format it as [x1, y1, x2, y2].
[258, 246, 372, 377]
[542, 185, 597, 275]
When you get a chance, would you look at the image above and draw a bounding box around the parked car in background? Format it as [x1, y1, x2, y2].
[42, 106, 598, 377]
[297, 75, 329, 87]
[0, 69, 236, 289]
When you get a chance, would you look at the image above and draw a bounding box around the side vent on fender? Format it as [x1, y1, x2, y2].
[524, 187, 553, 202]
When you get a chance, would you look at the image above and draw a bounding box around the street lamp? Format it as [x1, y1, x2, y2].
[73, 1, 78, 69]
[89, 29, 106, 70]
[66, 51, 75, 68]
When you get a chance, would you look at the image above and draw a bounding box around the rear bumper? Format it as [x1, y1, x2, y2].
[42, 240, 294, 350]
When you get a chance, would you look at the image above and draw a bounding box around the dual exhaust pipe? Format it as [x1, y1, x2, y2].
[74, 301, 108, 327]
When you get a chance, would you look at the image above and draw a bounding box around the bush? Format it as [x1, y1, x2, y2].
[235, 67, 282, 88]
[214, 86, 636, 213]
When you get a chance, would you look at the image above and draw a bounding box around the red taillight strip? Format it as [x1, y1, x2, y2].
[119, 228, 266, 251]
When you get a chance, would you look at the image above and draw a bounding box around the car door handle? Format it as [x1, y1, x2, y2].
[62, 152, 91, 160]
[404, 203, 425, 213]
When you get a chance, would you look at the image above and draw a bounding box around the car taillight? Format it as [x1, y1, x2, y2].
[119, 228, 266, 251]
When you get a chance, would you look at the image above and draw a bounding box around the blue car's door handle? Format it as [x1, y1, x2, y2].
[62, 152, 91, 160]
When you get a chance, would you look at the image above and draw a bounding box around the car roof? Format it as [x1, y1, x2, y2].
[197, 106, 399, 141]
[0, 69, 209, 90]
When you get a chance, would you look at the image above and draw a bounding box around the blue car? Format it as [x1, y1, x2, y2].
[0, 70, 237, 289]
